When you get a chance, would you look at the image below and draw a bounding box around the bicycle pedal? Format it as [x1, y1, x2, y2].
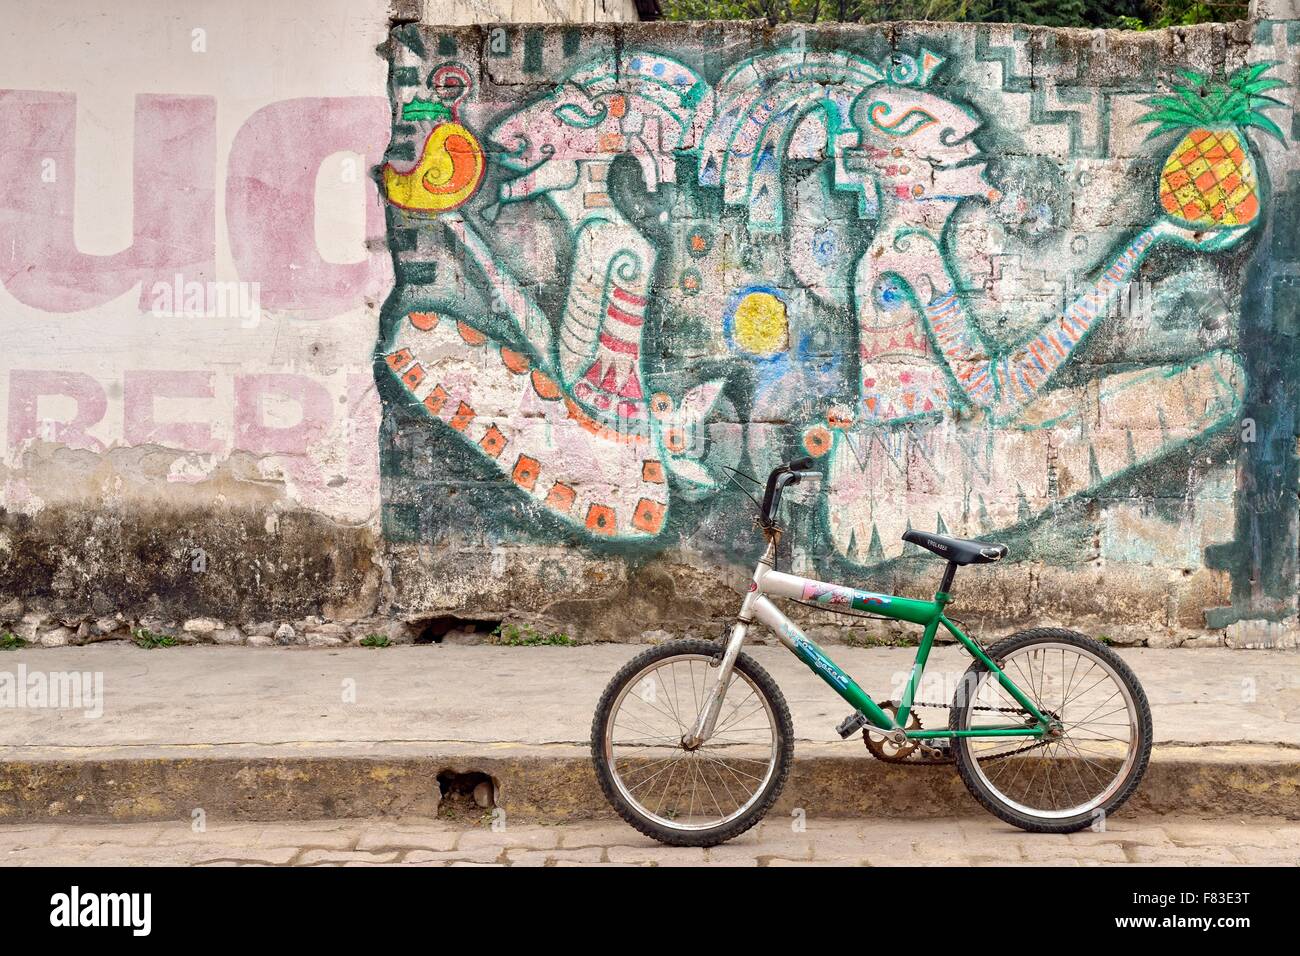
[836, 712, 870, 739]
[916, 740, 953, 763]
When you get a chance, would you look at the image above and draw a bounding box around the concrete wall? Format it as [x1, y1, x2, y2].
[2, 2, 1299, 648]
[414, 1, 642, 23]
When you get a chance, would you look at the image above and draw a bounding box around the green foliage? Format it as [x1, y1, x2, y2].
[1139, 63, 1288, 142]
[663, 0, 976, 22]
[360, 633, 392, 648]
[491, 623, 578, 647]
[1138, 0, 1248, 29]
[0, 632, 29, 650]
[659, 0, 1245, 27]
[132, 627, 176, 649]
[967, 0, 1088, 27]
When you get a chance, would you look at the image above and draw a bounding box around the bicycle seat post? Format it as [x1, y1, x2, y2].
[936, 560, 958, 604]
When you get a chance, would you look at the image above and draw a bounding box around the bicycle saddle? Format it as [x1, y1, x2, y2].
[902, 529, 1008, 565]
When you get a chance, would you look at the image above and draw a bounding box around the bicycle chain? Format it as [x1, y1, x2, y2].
[865, 700, 1054, 765]
[704, 644, 1055, 766]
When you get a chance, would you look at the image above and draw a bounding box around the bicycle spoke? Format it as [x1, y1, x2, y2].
[605, 653, 778, 832]
[965, 641, 1139, 819]
[625, 752, 687, 794]
[1066, 689, 1122, 728]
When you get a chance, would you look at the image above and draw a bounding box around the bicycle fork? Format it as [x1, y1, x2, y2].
[681, 550, 771, 750]
[681, 616, 751, 749]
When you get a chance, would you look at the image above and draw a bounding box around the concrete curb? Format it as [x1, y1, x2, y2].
[1, 744, 1294, 824]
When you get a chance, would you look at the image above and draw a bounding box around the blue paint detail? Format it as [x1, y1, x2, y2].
[874, 276, 906, 311]
[700, 154, 720, 185]
[811, 226, 837, 267]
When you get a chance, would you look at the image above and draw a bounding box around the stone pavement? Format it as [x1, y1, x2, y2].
[2, 816, 1297, 866]
[0, 644, 1297, 822]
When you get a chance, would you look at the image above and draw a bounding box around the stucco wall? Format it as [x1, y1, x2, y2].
[2, 2, 1298, 648]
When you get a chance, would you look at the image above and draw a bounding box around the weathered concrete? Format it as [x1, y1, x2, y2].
[0, 645, 1295, 822]
[6, 745, 1295, 824]
[3, 815, 1297, 866]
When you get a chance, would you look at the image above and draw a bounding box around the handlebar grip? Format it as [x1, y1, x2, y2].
[760, 458, 821, 527]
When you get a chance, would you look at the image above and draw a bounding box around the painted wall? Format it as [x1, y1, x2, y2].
[375, 16, 1300, 646]
[0, 0, 637, 645]
[0, 2, 1297, 648]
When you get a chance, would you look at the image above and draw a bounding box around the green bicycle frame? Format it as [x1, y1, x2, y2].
[724, 551, 1050, 741]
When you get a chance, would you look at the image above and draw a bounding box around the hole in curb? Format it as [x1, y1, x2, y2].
[436, 770, 497, 817]
[412, 616, 500, 644]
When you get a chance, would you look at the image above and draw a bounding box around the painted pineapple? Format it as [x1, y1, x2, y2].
[1141, 63, 1287, 228]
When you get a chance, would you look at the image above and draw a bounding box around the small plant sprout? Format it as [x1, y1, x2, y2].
[132, 627, 177, 650]
[491, 623, 577, 646]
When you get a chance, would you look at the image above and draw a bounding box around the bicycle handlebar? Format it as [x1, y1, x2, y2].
[759, 457, 819, 529]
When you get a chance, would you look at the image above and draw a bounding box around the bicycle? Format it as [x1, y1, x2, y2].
[591, 458, 1153, 846]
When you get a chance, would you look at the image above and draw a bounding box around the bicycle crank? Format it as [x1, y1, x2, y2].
[862, 701, 953, 764]
[863, 698, 1065, 765]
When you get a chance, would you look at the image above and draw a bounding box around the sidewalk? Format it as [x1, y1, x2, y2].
[0, 644, 1296, 823]
[5, 816, 1297, 866]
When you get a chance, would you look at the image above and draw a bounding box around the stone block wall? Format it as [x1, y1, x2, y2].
[374, 16, 1300, 646]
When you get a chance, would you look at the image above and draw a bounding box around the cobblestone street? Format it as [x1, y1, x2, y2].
[2, 816, 1296, 866]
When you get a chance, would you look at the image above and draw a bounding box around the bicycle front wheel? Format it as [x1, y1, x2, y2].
[590, 639, 793, 847]
[950, 628, 1153, 833]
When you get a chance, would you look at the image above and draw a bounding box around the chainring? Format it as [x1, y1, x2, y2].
[863, 701, 950, 764]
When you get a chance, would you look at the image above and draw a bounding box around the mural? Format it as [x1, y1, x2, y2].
[376, 24, 1296, 627]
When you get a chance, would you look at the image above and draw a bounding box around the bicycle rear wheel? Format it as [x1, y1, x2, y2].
[590, 638, 793, 847]
[950, 628, 1152, 833]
